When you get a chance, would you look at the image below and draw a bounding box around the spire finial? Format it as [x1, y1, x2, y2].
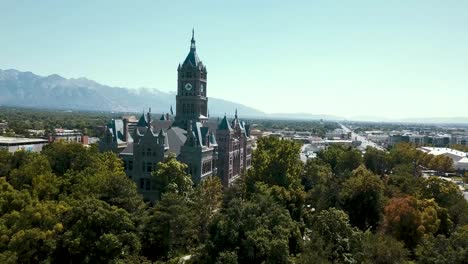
[235, 108, 238, 118]
[190, 28, 196, 51]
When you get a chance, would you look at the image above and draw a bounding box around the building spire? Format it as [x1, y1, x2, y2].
[190, 28, 196, 52]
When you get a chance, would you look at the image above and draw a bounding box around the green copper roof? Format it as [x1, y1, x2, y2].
[218, 115, 232, 131]
[137, 113, 148, 127]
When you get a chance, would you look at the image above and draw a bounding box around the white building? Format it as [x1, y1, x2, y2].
[419, 147, 468, 171]
[0, 136, 48, 153]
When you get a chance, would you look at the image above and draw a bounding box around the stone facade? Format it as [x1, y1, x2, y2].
[99, 31, 254, 200]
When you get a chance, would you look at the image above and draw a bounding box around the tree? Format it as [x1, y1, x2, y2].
[7, 153, 62, 201]
[428, 155, 454, 173]
[204, 193, 301, 264]
[301, 159, 332, 192]
[152, 154, 193, 200]
[361, 232, 408, 264]
[382, 196, 424, 250]
[142, 193, 198, 261]
[72, 152, 144, 213]
[41, 141, 98, 175]
[382, 196, 450, 250]
[193, 176, 223, 241]
[55, 198, 140, 263]
[389, 143, 418, 168]
[363, 147, 390, 176]
[0, 177, 31, 215]
[246, 137, 305, 221]
[340, 166, 384, 230]
[336, 147, 363, 175]
[0, 149, 13, 177]
[385, 172, 423, 197]
[415, 225, 468, 264]
[301, 208, 363, 264]
[247, 137, 303, 189]
[0, 199, 69, 263]
[419, 176, 462, 209]
[317, 144, 362, 175]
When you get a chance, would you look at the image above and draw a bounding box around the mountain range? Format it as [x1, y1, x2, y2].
[0, 69, 265, 117]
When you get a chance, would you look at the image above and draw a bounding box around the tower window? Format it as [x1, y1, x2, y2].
[145, 179, 151, 191]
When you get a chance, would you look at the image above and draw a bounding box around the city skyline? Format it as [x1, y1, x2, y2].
[2, 0, 467, 119]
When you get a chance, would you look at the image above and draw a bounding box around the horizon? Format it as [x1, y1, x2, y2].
[2, 1, 467, 119]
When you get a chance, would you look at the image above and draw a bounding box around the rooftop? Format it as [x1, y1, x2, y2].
[0, 136, 48, 145]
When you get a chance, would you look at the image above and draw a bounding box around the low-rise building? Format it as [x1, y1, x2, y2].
[0, 136, 48, 153]
[419, 147, 468, 171]
[50, 129, 88, 144]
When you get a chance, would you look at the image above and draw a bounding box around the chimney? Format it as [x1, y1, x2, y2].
[82, 135, 89, 145]
[123, 118, 129, 142]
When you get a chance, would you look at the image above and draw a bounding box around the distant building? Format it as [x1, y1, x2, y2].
[0, 121, 8, 133]
[419, 147, 468, 171]
[0, 136, 48, 153]
[50, 129, 88, 145]
[325, 129, 351, 140]
[99, 31, 254, 200]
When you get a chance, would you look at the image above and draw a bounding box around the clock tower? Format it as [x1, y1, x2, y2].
[175, 29, 208, 129]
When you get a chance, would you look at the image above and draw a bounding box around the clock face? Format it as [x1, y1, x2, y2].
[184, 83, 192, 91]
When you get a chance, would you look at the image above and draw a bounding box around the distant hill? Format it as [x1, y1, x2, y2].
[0, 69, 265, 117]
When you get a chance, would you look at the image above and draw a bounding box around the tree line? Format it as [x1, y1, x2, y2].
[0, 139, 467, 263]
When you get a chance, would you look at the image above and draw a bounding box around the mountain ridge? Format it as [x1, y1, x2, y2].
[0, 69, 265, 117]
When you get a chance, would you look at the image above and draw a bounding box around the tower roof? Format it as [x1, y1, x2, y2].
[136, 113, 148, 127]
[218, 115, 232, 131]
[182, 29, 202, 68]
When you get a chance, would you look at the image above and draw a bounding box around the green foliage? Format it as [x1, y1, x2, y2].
[246, 137, 305, 221]
[419, 176, 462, 209]
[56, 198, 141, 263]
[340, 166, 384, 230]
[364, 146, 390, 176]
[247, 136, 303, 189]
[0, 121, 467, 263]
[204, 193, 301, 264]
[72, 152, 144, 212]
[302, 208, 363, 264]
[317, 144, 362, 175]
[42, 141, 98, 175]
[361, 232, 409, 264]
[152, 154, 193, 200]
[301, 158, 332, 192]
[0, 106, 117, 137]
[386, 172, 423, 197]
[415, 225, 468, 264]
[142, 193, 198, 261]
[192, 176, 223, 241]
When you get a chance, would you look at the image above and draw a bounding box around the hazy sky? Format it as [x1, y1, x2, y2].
[1, 0, 467, 118]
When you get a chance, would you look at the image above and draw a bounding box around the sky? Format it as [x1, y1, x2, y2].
[1, 0, 467, 119]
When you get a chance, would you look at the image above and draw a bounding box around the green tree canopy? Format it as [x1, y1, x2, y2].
[340, 165, 385, 230]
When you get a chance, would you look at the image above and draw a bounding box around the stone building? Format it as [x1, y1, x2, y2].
[100, 31, 254, 200]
